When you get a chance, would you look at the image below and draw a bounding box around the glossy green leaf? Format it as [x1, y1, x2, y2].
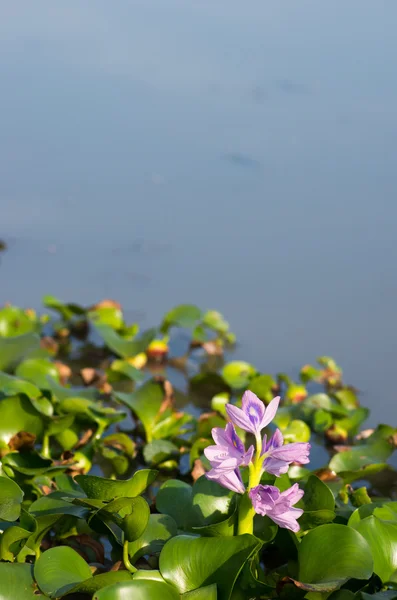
[29, 492, 88, 519]
[161, 304, 202, 332]
[15, 358, 60, 388]
[0, 333, 41, 371]
[115, 380, 164, 441]
[108, 359, 146, 383]
[1, 452, 53, 476]
[191, 475, 234, 526]
[75, 469, 157, 500]
[34, 546, 93, 598]
[248, 374, 276, 403]
[88, 306, 124, 329]
[0, 563, 38, 599]
[143, 440, 180, 467]
[0, 306, 39, 337]
[0, 476, 24, 521]
[282, 419, 311, 443]
[329, 440, 394, 473]
[221, 361, 256, 389]
[43, 295, 85, 320]
[91, 321, 155, 358]
[159, 534, 261, 599]
[156, 479, 193, 530]
[183, 585, 218, 599]
[94, 580, 180, 600]
[0, 394, 44, 443]
[299, 475, 336, 530]
[67, 571, 134, 595]
[298, 524, 373, 590]
[350, 515, 397, 583]
[128, 514, 178, 562]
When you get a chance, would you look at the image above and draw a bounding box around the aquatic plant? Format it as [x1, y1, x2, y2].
[0, 298, 396, 599]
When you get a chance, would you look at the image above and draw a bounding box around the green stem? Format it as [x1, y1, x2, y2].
[41, 433, 50, 459]
[123, 540, 137, 574]
[237, 432, 264, 535]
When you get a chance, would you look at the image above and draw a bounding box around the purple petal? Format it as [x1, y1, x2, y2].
[249, 484, 280, 516]
[259, 396, 280, 430]
[268, 507, 303, 532]
[206, 468, 245, 494]
[243, 445, 255, 466]
[211, 427, 230, 447]
[270, 442, 311, 465]
[225, 403, 254, 433]
[241, 391, 266, 433]
[249, 483, 304, 532]
[263, 456, 290, 477]
[279, 483, 304, 505]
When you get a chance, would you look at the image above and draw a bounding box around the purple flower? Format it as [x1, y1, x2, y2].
[249, 483, 304, 532]
[204, 423, 253, 494]
[206, 467, 246, 494]
[262, 429, 311, 476]
[226, 392, 280, 436]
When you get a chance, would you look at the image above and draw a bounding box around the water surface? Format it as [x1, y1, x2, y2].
[1, 1, 397, 425]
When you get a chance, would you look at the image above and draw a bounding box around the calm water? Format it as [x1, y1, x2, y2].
[1, 1, 397, 425]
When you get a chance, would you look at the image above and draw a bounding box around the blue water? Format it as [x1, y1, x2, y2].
[1, 1, 397, 425]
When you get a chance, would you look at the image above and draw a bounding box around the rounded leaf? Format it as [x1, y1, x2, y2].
[0, 563, 38, 600]
[94, 580, 180, 600]
[159, 534, 261, 599]
[0, 476, 24, 521]
[34, 546, 93, 598]
[298, 524, 373, 590]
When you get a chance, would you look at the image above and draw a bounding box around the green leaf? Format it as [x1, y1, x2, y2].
[222, 361, 256, 389]
[15, 359, 60, 388]
[29, 492, 89, 519]
[43, 295, 85, 320]
[156, 479, 193, 530]
[0, 371, 42, 399]
[350, 515, 397, 583]
[329, 440, 394, 473]
[91, 322, 155, 358]
[34, 546, 93, 598]
[191, 475, 234, 526]
[0, 476, 24, 521]
[93, 580, 180, 600]
[67, 571, 134, 595]
[108, 359, 146, 383]
[159, 534, 262, 599]
[143, 440, 180, 467]
[282, 419, 311, 443]
[118, 497, 149, 542]
[115, 380, 164, 441]
[0, 306, 39, 337]
[0, 563, 38, 599]
[1, 452, 53, 476]
[88, 306, 124, 329]
[128, 514, 178, 563]
[299, 475, 336, 530]
[0, 333, 41, 371]
[183, 585, 218, 599]
[334, 388, 359, 410]
[248, 374, 277, 403]
[75, 469, 158, 500]
[298, 524, 373, 591]
[161, 304, 202, 332]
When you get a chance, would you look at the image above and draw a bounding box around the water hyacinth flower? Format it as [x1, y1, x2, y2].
[249, 483, 304, 532]
[204, 423, 253, 494]
[226, 391, 280, 436]
[262, 429, 311, 476]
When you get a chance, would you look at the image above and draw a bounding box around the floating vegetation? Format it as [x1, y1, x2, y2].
[0, 297, 395, 599]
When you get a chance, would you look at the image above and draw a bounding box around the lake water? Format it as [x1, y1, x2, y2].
[1, 1, 396, 425]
